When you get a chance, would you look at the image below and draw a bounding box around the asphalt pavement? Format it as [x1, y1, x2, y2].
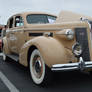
[0, 53, 92, 92]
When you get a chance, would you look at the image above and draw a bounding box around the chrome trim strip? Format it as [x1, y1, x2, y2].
[51, 57, 92, 71]
[51, 67, 79, 71]
[52, 63, 79, 68]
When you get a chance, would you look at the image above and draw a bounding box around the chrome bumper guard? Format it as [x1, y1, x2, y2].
[51, 57, 92, 71]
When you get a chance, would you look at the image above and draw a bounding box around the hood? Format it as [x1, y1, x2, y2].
[55, 11, 92, 23]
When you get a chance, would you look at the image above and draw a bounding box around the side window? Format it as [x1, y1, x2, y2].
[9, 18, 13, 28]
[15, 16, 23, 27]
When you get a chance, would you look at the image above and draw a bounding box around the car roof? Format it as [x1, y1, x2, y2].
[9, 12, 57, 19]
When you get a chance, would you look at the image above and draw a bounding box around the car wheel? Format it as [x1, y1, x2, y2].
[29, 49, 52, 85]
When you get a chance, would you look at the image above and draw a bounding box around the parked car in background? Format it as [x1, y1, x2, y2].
[1, 25, 7, 52]
[2, 11, 92, 85]
[0, 25, 4, 52]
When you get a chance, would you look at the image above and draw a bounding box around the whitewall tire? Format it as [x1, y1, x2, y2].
[29, 49, 52, 85]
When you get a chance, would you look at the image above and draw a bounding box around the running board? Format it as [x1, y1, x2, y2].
[7, 54, 19, 62]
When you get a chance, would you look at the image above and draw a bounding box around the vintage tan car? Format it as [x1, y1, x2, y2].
[2, 11, 92, 85]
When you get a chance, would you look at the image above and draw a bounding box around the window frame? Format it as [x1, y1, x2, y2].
[9, 17, 14, 29]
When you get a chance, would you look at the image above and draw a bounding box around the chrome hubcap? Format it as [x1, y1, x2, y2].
[35, 60, 41, 73]
[32, 55, 43, 78]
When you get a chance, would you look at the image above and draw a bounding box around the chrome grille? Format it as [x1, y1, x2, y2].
[75, 28, 90, 61]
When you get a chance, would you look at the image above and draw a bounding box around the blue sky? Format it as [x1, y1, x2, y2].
[0, 0, 92, 24]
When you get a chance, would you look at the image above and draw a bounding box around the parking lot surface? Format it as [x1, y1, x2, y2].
[0, 54, 92, 92]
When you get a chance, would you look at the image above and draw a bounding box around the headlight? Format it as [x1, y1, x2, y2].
[66, 29, 74, 40]
[72, 43, 82, 57]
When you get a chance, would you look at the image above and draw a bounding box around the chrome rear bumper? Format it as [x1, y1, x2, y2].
[51, 57, 92, 71]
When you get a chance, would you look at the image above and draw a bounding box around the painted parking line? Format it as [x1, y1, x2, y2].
[0, 71, 19, 92]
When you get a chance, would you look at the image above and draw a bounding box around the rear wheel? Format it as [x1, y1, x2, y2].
[29, 49, 52, 85]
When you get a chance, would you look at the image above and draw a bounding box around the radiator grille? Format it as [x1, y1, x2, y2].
[75, 28, 90, 61]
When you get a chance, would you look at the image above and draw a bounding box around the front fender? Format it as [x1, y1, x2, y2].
[19, 36, 74, 67]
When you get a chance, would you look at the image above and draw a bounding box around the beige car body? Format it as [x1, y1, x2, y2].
[3, 11, 92, 72]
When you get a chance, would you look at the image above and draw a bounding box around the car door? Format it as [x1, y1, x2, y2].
[13, 15, 25, 53]
[6, 17, 18, 53]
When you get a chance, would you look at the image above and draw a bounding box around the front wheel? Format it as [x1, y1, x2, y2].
[29, 49, 52, 85]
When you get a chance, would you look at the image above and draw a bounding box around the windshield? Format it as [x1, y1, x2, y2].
[26, 14, 56, 24]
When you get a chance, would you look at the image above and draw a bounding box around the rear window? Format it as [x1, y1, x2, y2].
[26, 14, 56, 24]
